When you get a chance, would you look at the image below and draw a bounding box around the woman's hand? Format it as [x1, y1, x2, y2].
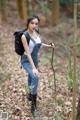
[32, 67, 39, 76]
[50, 43, 55, 48]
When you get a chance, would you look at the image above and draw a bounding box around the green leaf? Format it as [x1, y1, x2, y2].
[54, 112, 63, 120]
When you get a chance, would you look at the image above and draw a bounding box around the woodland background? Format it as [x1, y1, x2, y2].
[0, 0, 80, 120]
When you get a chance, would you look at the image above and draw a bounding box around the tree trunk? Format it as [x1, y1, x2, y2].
[32, 0, 36, 13]
[76, 97, 80, 120]
[72, 1, 77, 120]
[51, 0, 60, 26]
[16, 0, 28, 20]
[0, 0, 7, 22]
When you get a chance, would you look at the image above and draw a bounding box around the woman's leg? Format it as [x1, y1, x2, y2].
[27, 75, 32, 101]
[30, 74, 39, 95]
[21, 55, 39, 115]
[21, 56, 39, 95]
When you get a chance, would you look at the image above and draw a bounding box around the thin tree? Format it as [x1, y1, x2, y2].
[51, 0, 60, 26]
[0, 0, 7, 22]
[72, 0, 77, 120]
[32, 0, 36, 13]
[76, 97, 80, 120]
[16, 0, 28, 20]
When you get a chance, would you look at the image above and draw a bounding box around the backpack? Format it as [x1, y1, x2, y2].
[14, 29, 30, 55]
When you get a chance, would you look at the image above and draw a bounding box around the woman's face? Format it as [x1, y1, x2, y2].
[28, 18, 39, 32]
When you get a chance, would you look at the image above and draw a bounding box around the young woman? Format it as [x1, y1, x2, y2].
[21, 15, 55, 115]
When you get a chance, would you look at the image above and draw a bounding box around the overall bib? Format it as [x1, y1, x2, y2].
[21, 43, 41, 95]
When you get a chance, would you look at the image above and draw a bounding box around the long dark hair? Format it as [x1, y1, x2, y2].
[26, 15, 40, 33]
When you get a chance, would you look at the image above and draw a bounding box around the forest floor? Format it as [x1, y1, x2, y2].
[0, 16, 80, 120]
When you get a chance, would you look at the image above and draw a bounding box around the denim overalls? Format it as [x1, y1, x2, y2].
[21, 42, 41, 95]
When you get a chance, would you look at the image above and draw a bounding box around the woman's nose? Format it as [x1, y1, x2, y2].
[33, 25, 37, 29]
[34, 23, 37, 27]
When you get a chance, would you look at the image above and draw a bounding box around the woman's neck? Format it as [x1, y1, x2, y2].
[27, 29, 34, 34]
[27, 29, 38, 39]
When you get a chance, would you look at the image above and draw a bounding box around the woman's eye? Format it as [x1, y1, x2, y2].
[35, 23, 38, 25]
[31, 22, 38, 25]
[31, 22, 34, 24]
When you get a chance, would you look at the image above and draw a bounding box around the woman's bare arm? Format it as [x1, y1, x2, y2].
[21, 34, 36, 69]
[42, 43, 55, 48]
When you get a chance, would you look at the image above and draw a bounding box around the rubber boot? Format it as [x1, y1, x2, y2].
[31, 95, 38, 117]
[27, 93, 32, 101]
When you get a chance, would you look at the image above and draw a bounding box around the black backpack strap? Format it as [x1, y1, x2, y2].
[23, 31, 30, 44]
[23, 31, 36, 44]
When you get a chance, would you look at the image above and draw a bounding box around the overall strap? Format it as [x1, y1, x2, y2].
[24, 31, 36, 44]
